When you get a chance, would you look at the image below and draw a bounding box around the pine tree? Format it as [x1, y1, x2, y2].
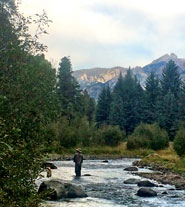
[57, 57, 83, 120]
[158, 90, 178, 139]
[161, 60, 181, 98]
[110, 70, 143, 134]
[159, 60, 182, 139]
[144, 72, 160, 123]
[109, 93, 125, 129]
[83, 90, 96, 124]
[96, 85, 112, 127]
[178, 82, 185, 122]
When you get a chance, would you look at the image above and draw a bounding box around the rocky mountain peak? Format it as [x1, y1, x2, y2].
[151, 53, 178, 64]
[74, 53, 185, 100]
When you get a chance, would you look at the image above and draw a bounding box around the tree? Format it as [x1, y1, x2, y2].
[158, 90, 178, 139]
[109, 73, 125, 129]
[159, 60, 181, 139]
[83, 90, 95, 124]
[161, 60, 181, 98]
[178, 83, 185, 122]
[110, 69, 143, 134]
[174, 126, 185, 157]
[0, 2, 58, 206]
[96, 85, 112, 127]
[143, 72, 160, 123]
[57, 57, 83, 123]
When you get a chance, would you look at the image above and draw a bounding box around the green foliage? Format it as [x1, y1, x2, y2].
[161, 60, 181, 98]
[0, 2, 58, 206]
[143, 72, 160, 124]
[127, 123, 169, 150]
[93, 125, 125, 147]
[57, 56, 83, 118]
[158, 90, 179, 139]
[110, 69, 144, 134]
[82, 90, 96, 124]
[96, 85, 112, 127]
[174, 126, 185, 157]
[76, 117, 94, 146]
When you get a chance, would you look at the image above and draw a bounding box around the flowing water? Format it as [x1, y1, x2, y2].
[39, 159, 185, 207]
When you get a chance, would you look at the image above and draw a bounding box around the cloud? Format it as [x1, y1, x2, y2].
[19, 0, 185, 69]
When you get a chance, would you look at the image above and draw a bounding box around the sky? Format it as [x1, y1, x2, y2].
[19, 0, 185, 70]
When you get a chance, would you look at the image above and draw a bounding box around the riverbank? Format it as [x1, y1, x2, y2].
[132, 143, 185, 189]
[46, 142, 153, 161]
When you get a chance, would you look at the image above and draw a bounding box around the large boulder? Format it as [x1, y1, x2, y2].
[138, 180, 156, 187]
[124, 167, 138, 171]
[137, 188, 157, 197]
[38, 179, 87, 200]
[124, 178, 141, 184]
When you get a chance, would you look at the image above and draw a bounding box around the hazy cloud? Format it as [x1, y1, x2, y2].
[20, 0, 185, 70]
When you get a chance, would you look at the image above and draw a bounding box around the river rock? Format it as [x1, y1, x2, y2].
[124, 178, 141, 184]
[103, 160, 109, 163]
[38, 179, 87, 200]
[43, 162, 57, 169]
[124, 167, 138, 171]
[137, 188, 157, 197]
[84, 174, 92, 176]
[138, 180, 156, 187]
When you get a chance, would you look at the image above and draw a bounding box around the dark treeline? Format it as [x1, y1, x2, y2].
[96, 60, 185, 140]
[1, 1, 185, 206]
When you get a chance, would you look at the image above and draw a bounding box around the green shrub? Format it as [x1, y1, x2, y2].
[94, 125, 125, 147]
[59, 126, 79, 148]
[127, 123, 169, 150]
[75, 117, 94, 147]
[174, 127, 185, 157]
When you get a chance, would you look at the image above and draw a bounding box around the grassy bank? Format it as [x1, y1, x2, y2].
[137, 143, 185, 175]
[47, 142, 153, 160]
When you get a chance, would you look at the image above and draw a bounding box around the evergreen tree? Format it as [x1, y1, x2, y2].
[159, 60, 181, 139]
[121, 70, 143, 134]
[110, 70, 143, 134]
[143, 72, 160, 123]
[161, 60, 181, 98]
[57, 57, 83, 122]
[109, 93, 125, 129]
[96, 85, 112, 127]
[83, 90, 96, 124]
[158, 90, 179, 139]
[178, 82, 185, 122]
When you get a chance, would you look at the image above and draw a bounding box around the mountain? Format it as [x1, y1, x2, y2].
[73, 53, 185, 100]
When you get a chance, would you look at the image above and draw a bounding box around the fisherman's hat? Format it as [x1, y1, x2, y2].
[76, 148, 81, 153]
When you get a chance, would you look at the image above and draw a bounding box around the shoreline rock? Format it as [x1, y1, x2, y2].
[133, 172, 185, 190]
[124, 166, 138, 171]
[137, 188, 157, 197]
[38, 179, 88, 200]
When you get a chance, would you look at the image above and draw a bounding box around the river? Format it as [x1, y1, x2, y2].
[39, 159, 185, 207]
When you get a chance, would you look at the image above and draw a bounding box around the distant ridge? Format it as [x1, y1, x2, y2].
[73, 53, 185, 100]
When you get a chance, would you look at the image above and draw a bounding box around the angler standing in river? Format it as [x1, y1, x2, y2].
[73, 148, 83, 177]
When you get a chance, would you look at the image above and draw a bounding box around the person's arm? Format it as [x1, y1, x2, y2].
[73, 154, 76, 162]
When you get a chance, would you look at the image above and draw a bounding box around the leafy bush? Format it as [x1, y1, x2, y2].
[76, 117, 94, 147]
[174, 127, 185, 157]
[127, 123, 169, 150]
[94, 125, 125, 146]
[59, 126, 79, 148]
